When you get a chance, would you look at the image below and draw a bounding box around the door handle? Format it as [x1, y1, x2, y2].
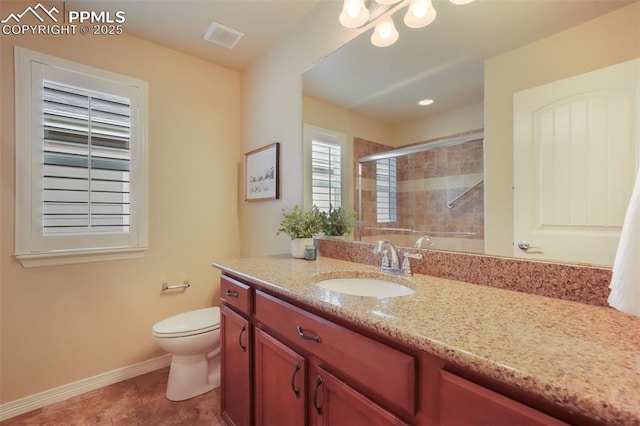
[517, 240, 541, 251]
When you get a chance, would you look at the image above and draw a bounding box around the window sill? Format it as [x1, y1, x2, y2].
[16, 247, 148, 268]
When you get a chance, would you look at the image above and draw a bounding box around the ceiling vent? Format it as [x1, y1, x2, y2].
[203, 21, 244, 49]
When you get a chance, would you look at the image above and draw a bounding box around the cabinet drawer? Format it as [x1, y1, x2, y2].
[220, 274, 252, 315]
[439, 371, 567, 425]
[255, 290, 416, 419]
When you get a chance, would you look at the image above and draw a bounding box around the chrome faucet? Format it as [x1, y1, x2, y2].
[415, 235, 433, 248]
[373, 240, 423, 276]
[401, 252, 423, 276]
[374, 240, 400, 270]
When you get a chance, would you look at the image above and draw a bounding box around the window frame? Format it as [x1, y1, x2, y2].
[303, 125, 346, 212]
[376, 157, 398, 223]
[14, 47, 149, 267]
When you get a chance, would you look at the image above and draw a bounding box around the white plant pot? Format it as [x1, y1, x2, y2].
[291, 238, 313, 258]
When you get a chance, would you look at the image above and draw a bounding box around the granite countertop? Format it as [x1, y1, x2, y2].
[212, 255, 640, 425]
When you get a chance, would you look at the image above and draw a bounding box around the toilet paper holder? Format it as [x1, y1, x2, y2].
[162, 280, 191, 291]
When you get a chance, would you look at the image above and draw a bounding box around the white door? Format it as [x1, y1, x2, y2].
[513, 58, 640, 266]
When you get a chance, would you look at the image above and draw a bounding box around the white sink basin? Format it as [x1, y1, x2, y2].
[316, 277, 415, 298]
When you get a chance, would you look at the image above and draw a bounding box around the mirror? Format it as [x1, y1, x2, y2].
[302, 0, 640, 267]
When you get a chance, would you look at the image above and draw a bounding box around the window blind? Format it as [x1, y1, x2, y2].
[42, 80, 131, 235]
[376, 158, 397, 222]
[311, 140, 342, 211]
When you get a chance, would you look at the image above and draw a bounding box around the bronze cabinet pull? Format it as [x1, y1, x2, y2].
[313, 375, 323, 415]
[296, 325, 321, 343]
[290, 361, 301, 398]
[239, 325, 247, 352]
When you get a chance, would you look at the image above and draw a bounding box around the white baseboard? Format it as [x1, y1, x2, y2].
[0, 354, 172, 422]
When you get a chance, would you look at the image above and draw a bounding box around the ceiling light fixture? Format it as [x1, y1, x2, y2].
[339, 0, 370, 28]
[340, 0, 474, 47]
[418, 98, 434, 106]
[371, 17, 399, 47]
[404, 0, 436, 29]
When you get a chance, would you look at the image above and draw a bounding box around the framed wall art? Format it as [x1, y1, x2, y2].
[245, 142, 280, 201]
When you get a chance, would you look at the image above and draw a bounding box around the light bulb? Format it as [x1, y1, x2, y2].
[412, 0, 427, 18]
[346, 1, 361, 17]
[449, 0, 475, 4]
[371, 17, 399, 47]
[404, 0, 436, 28]
[339, 0, 370, 28]
[379, 24, 393, 39]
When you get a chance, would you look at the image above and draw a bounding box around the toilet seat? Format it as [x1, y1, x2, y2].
[152, 307, 220, 338]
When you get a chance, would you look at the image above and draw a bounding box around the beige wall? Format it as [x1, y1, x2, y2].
[392, 103, 484, 146]
[302, 95, 395, 215]
[484, 2, 640, 257]
[303, 96, 484, 148]
[0, 3, 241, 404]
[240, 1, 367, 257]
[303, 95, 395, 146]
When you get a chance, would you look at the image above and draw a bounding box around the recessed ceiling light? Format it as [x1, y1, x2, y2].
[418, 98, 434, 106]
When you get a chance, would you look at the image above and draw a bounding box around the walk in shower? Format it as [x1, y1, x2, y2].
[355, 131, 485, 253]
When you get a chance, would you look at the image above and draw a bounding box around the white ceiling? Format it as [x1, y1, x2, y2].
[68, 0, 321, 71]
[68, 0, 634, 124]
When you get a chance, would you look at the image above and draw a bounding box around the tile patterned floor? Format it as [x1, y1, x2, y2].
[1, 367, 226, 425]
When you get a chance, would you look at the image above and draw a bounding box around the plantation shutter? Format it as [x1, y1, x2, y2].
[42, 81, 131, 235]
[376, 158, 397, 223]
[311, 140, 342, 211]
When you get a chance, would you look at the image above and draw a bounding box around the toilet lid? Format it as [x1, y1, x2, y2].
[152, 307, 220, 337]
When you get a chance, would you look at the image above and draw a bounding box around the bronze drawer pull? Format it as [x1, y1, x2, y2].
[313, 375, 323, 415]
[296, 325, 321, 343]
[290, 361, 301, 398]
[225, 289, 239, 298]
[239, 325, 247, 352]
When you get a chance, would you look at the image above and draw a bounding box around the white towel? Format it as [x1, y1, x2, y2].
[608, 169, 640, 316]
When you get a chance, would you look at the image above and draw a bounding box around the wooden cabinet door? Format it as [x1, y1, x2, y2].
[220, 305, 251, 426]
[311, 366, 409, 426]
[255, 290, 416, 419]
[254, 328, 307, 426]
[439, 371, 567, 425]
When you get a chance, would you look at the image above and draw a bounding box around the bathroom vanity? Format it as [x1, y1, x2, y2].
[213, 255, 640, 426]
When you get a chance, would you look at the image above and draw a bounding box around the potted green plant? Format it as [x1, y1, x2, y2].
[277, 205, 323, 258]
[321, 205, 355, 237]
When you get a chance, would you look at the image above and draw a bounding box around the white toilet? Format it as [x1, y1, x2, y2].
[152, 306, 221, 401]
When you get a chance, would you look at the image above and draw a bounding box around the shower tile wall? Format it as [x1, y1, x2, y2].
[354, 136, 485, 251]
